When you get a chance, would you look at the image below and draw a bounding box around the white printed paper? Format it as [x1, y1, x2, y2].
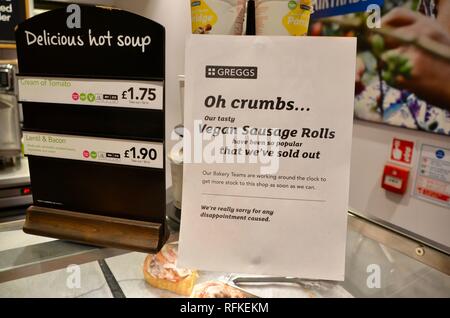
[413, 144, 450, 208]
[178, 35, 356, 280]
[18, 76, 163, 110]
[23, 131, 163, 169]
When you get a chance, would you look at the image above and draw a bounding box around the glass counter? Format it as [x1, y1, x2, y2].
[0, 206, 448, 298]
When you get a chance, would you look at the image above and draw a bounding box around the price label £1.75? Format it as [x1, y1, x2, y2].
[122, 87, 157, 102]
[18, 77, 164, 110]
[119, 82, 163, 109]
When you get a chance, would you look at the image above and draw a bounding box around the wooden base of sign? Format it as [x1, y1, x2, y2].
[23, 206, 169, 253]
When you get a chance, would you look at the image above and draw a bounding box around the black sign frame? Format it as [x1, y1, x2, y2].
[15, 5, 168, 252]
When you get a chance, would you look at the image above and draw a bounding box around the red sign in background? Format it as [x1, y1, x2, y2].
[391, 138, 414, 164]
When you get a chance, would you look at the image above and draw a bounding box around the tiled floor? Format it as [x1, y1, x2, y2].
[0, 228, 113, 298]
[0, 230, 54, 251]
[0, 261, 112, 298]
[0, 224, 448, 298]
[104, 252, 353, 298]
[105, 252, 179, 298]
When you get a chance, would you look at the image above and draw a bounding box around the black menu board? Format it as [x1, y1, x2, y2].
[16, 5, 168, 252]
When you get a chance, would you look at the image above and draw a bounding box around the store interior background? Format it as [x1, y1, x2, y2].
[1, 0, 448, 252]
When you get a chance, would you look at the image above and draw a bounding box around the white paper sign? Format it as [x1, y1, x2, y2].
[23, 132, 163, 169]
[178, 35, 356, 280]
[18, 76, 163, 110]
[413, 144, 450, 208]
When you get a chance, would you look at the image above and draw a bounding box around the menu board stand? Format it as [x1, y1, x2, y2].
[25, 206, 165, 251]
[16, 5, 168, 252]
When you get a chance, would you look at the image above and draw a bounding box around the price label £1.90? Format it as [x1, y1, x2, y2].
[124, 146, 158, 160]
[23, 132, 164, 169]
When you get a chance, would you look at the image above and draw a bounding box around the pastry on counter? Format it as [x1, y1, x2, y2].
[191, 281, 249, 298]
[143, 243, 198, 296]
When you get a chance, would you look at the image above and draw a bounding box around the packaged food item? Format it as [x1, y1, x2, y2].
[191, 281, 250, 298]
[143, 243, 198, 296]
[255, 0, 313, 36]
[190, 0, 246, 35]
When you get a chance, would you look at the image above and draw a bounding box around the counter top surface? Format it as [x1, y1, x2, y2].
[0, 211, 448, 298]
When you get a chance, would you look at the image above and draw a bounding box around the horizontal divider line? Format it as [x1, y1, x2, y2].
[202, 193, 326, 202]
[17, 73, 165, 82]
[25, 155, 166, 171]
[19, 100, 164, 111]
[20, 100, 165, 106]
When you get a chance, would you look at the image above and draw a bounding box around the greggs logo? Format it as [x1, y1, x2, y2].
[205, 65, 258, 79]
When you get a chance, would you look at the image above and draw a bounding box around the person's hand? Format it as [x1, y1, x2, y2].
[381, 8, 450, 110]
[382, 8, 450, 47]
